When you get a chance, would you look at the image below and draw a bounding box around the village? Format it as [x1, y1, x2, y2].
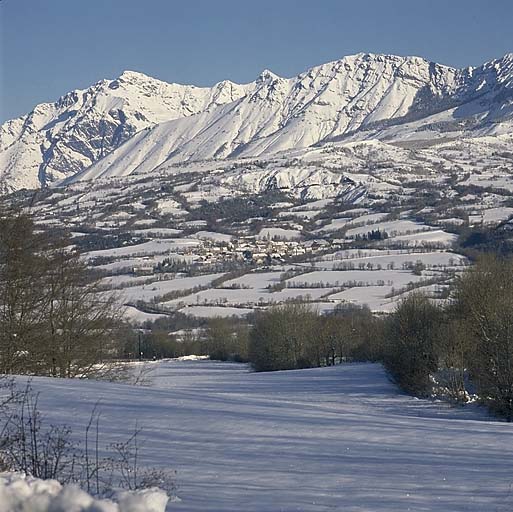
[194, 236, 336, 265]
[131, 235, 340, 276]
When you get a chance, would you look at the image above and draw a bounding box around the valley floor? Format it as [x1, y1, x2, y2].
[28, 361, 513, 511]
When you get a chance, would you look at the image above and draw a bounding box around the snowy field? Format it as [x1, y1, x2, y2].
[23, 360, 513, 512]
[163, 285, 336, 310]
[84, 239, 201, 260]
[286, 269, 425, 288]
[116, 273, 225, 303]
[345, 220, 429, 238]
[179, 305, 254, 318]
[387, 230, 458, 247]
[318, 250, 466, 270]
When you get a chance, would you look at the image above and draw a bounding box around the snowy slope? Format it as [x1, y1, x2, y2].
[24, 359, 513, 512]
[2, 53, 513, 192]
[0, 71, 250, 192]
[57, 132, 513, 203]
[65, 53, 513, 182]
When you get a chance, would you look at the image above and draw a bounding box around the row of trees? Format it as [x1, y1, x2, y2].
[386, 255, 513, 419]
[137, 319, 250, 362]
[187, 303, 381, 371]
[248, 303, 379, 371]
[0, 212, 123, 377]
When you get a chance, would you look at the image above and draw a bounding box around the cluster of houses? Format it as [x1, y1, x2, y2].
[195, 237, 336, 266]
[130, 234, 347, 277]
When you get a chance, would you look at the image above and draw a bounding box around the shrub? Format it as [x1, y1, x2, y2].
[383, 293, 442, 396]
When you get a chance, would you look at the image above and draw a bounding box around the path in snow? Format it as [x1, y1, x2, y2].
[28, 361, 513, 511]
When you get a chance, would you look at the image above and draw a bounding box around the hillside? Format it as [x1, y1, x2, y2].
[3, 53, 513, 324]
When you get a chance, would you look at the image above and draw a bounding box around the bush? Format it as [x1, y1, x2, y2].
[249, 303, 319, 371]
[383, 293, 442, 396]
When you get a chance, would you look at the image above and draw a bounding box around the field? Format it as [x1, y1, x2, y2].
[24, 359, 513, 512]
[88, 247, 467, 319]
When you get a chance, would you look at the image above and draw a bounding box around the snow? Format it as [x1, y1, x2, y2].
[165, 286, 336, 310]
[16, 360, 513, 511]
[129, 228, 182, 238]
[222, 270, 283, 289]
[390, 230, 458, 247]
[2, 53, 513, 192]
[347, 212, 389, 226]
[318, 250, 466, 270]
[154, 267, 339, 311]
[290, 199, 334, 211]
[345, 220, 430, 238]
[438, 217, 465, 226]
[83, 239, 201, 260]
[93, 255, 194, 273]
[315, 217, 352, 232]
[179, 305, 253, 317]
[117, 273, 225, 303]
[481, 207, 513, 224]
[327, 284, 398, 312]
[123, 306, 168, 325]
[257, 227, 302, 240]
[279, 209, 320, 220]
[101, 274, 162, 288]
[191, 231, 233, 242]
[0, 473, 169, 512]
[286, 269, 425, 288]
[154, 199, 187, 216]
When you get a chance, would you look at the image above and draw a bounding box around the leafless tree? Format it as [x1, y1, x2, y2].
[0, 211, 124, 377]
[453, 255, 513, 419]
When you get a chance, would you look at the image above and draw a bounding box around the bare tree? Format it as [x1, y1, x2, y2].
[0, 211, 124, 377]
[249, 303, 318, 371]
[453, 255, 513, 419]
[383, 293, 441, 396]
[0, 213, 50, 373]
[434, 316, 471, 402]
[202, 318, 249, 362]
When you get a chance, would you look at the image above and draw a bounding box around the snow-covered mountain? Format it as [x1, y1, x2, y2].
[1, 52, 513, 192]
[0, 71, 250, 191]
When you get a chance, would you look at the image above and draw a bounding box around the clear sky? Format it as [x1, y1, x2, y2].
[1, 0, 512, 123]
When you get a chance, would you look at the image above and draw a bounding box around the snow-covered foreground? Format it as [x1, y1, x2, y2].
[0, 473, 168, 512]
[23, 361, 513, 511]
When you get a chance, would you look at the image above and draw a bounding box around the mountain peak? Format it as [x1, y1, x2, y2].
[346, 52, 433, 65]
[494, 53, 513, 70]
[489, 52, 513, 63]
[258, 69, 281, 82]
[117, 69, 154, 82]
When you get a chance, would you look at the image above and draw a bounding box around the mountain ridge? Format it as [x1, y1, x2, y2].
[1, 52, 513, 192]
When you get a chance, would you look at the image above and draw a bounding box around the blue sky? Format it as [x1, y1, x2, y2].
[1, 0, 512, 122]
